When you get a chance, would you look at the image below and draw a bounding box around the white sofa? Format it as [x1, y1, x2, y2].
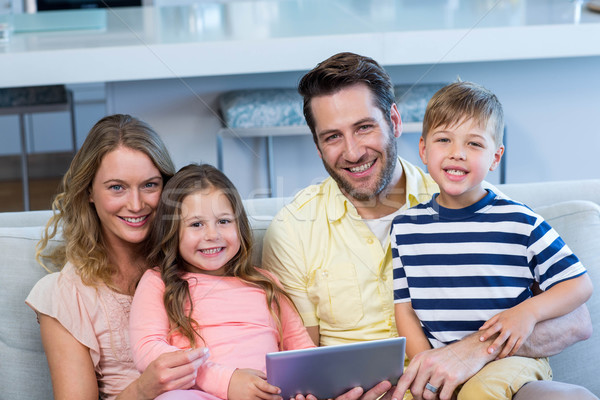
[1, 179, 599, 400]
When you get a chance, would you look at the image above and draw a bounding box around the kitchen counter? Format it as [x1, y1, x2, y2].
[1, 0, 600, 88]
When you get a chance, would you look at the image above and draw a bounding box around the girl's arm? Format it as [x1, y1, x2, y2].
[131, 271, 234, 399]
[129, 270, 187, 370]
[39, 314, 99, 400]
[279, 294, 317, 351]
[480, 273, 593, 358]
[394, 302, 432, 359]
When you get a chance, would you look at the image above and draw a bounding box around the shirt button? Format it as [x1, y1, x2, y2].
[322, 270, 329, 278]
[382, 275, 388, 281]
[367, 238, 374, 244]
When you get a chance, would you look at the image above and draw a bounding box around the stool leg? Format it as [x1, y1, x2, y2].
[216, 132, 224, 171]
[67, 90, 77, 151]
[19, 113, 31, 211]
[500, 126, 507, 184]
[266, 136, 275, 197]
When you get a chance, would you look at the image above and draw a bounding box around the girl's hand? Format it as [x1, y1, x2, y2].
[228, 368, 282, 400]
[478, 306, 537, 359]
[135, 348, 209, 399]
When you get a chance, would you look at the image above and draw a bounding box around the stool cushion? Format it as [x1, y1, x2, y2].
[394, 83, 446, 123]
[219, 89, 306, 129]
[0, 85, 68, 108]
[219, 84, 447, 129]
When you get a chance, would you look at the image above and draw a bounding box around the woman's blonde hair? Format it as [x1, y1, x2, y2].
[146, 163, 294, 347]
[36, 114, 175, 287]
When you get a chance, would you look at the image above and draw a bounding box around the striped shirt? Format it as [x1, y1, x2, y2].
[391, 190, 586, 348]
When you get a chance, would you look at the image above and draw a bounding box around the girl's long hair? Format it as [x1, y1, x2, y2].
[146, 164, 294, 347]
[36, 114, 175, 288]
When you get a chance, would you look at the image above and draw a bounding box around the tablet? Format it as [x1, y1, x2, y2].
[266, 337, 405, 399]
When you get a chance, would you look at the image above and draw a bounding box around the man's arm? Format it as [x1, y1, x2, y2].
[516, 303, 592, 358]
[262, 209, 320, 329]
[305, 325, 320, 346]
[392, 303, 593, 400]
[392, 332, 496, 400]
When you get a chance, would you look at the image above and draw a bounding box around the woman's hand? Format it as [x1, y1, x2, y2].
[228, 368, 282, 400]
[132, 348, 210, 400]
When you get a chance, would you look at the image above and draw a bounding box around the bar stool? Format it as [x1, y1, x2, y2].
[394, 83, 445, 132]
[0, 85, 76, 211]
[217, 88, 307, 197]
[216, 83, 501, 197]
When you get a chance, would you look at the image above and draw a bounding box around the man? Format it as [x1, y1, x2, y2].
[262, 52, 594, 400]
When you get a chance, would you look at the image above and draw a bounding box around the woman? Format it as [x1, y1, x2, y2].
[26, 114, 208, 400]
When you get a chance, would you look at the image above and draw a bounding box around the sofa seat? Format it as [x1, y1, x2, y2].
[1, 179, 599, 399]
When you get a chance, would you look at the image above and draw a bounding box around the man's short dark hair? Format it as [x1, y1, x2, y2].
[298, 52, 395, 144]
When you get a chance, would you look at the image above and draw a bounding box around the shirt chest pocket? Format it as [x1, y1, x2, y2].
[308, 262, 364, 329]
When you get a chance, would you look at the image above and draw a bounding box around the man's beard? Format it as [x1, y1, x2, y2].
[322, 135, 397, 202]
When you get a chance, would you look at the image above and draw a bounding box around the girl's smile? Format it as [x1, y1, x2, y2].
[178, 189, 241, 276]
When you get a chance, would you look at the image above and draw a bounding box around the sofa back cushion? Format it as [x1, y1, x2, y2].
[0, 226, 59, 400]
[500, 179, 600, 209]
[535, 200, 600, 395]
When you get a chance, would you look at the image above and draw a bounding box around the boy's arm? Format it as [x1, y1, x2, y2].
[480, 274, 593, 358]
[394, 302, 432, 359]
[526, 274, 593, 321]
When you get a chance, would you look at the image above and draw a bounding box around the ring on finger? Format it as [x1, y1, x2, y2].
[425, 382, 439, 393]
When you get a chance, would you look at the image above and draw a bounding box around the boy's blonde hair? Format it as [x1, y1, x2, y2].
[422, 81, 504, 148]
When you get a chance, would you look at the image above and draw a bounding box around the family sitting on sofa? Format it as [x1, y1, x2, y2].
[23, 52, 596, 400]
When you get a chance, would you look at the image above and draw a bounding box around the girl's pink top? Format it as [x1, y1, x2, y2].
[129, 268, 315, 399]
[26, 262, 140, 400]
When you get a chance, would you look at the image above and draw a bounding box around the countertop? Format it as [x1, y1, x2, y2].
[1, 0, 600, 88]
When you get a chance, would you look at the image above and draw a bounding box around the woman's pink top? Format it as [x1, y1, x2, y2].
[25, 262, 140, 400]
[130, 268, 315, 399]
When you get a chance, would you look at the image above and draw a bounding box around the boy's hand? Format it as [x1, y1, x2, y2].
[228, 368, 282, 400]
[479, 306, 537, 359]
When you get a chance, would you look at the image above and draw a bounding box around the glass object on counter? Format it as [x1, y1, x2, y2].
[0, 0, 13, 43]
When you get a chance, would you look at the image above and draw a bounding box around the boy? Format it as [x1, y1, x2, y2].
[391, 81, 593, 399]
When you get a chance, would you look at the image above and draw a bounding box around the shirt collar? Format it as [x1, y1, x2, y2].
[402, 157, 439, 208]
[325, 177, 357, 222]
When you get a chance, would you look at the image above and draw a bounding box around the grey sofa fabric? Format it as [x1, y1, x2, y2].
[1, 180, 599, 399]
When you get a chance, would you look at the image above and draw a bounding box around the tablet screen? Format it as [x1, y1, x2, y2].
[266, 337, 405, 399]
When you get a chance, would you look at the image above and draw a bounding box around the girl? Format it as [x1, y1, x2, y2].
[26, 114, 207, 400]
[129, 164, 315, 400]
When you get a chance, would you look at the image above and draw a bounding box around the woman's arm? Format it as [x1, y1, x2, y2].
[117, 349, 209, 400]
[39, 314, 99, 400]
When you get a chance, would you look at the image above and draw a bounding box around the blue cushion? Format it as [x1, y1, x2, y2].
[219, 83, 447, 129]
[219, 89, 306, 129]
[394, 83, 446, 123]
[0, 86, 68, 108]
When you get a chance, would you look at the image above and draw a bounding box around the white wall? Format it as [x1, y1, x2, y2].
[4, 55, 598, 200]
[105, 55, 600, 199]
